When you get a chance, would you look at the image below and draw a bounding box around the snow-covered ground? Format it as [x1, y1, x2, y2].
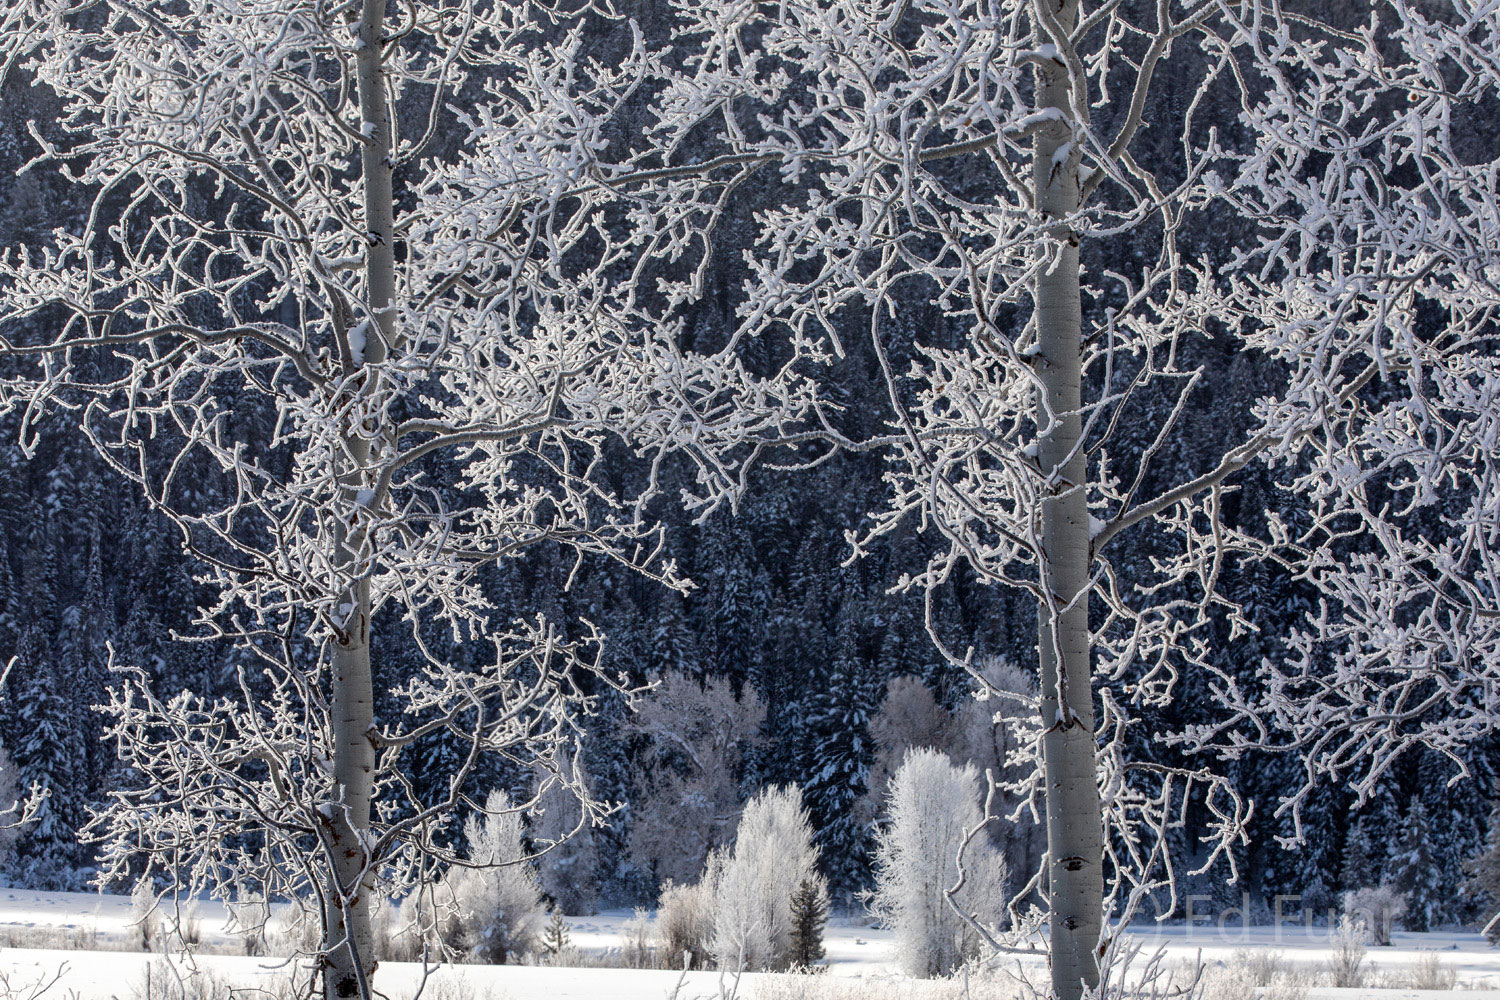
[0, 890, 1496, 998]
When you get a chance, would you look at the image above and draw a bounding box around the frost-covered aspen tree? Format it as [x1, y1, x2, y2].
[0, 4, 811, 997]
[622, 2, 1271, 996]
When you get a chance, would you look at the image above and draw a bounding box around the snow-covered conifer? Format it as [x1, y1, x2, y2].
[531, 758, 598, 916]
[1342, 819, 1379, 893]
[1391, 797, 1443, 932]
[788, 875, 829, 968]
[801, 606, 880, 893]
[1467, 805, 1500, 942]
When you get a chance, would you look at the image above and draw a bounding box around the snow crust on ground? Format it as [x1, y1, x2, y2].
[0, 891, 1498, 998]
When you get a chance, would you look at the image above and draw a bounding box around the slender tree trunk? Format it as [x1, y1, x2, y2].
[324, 584, 376, 1000]
[1031, 1, 1103, 998]
[323, 1, 396, 996]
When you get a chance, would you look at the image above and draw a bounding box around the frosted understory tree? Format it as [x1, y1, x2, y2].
[0, 3, 812, 997]
[627, 672, 765, 888]
[871, 748, 1007, 978]
[434, 789, 546, 965]
[863, 659, 1041, 888]
[711, 783, 823, 972]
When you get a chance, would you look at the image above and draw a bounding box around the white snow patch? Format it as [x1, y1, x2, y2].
[347, 321, 369, 365]
[0, 893, 1497, 996]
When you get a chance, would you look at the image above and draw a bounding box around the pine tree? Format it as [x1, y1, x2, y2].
[1342, 818, 1379, 891]
[1391, 795, 1443, 931]
[800, 600, 879, 894]
[1415, 753, 1491, 927]
[9, 645, 78, 881]
[540, 908, 571, 961]
[788, 875, 828, 968]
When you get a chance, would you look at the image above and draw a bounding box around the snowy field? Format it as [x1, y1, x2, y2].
[0, 891, 1496, 999]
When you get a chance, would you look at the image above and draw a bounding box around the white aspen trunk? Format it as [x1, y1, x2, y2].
[1031, 1, 1103, 998]
[323, 1, 395, 996]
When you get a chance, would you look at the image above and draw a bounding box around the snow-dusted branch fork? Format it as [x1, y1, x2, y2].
[0, 2, 815, 997]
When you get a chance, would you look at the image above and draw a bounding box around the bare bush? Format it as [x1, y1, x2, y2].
[227, 895, 271, 958]
[267, 902, 322, 960]
[165, 900, 202, 950]
[658, 849, 726, 970]
[1325, 915, 1368, 989]
[532, 759, 598, 916]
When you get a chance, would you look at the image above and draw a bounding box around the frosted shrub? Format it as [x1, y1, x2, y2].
[129, 960, 231, 1000]
[129, 959, 303, 1000]
[164, 899, 202, 949]
[1325, 914, 1368, 989]
[658, 849, 724, 971]
[870, 749, 1008, 977]
[372, 896, 428, 964]
[1343, 885, 1405, 947]
[267, 903, 321, 959]
[621, 908, 656, 969]
[228, 895, 271, 958]
[1399, 952, 1457, 991]
[439, 789, 546, 965]
[1197, 951, 1309, 1000]
[131, 878, 163, 952]
[711, 786, 822, 972]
